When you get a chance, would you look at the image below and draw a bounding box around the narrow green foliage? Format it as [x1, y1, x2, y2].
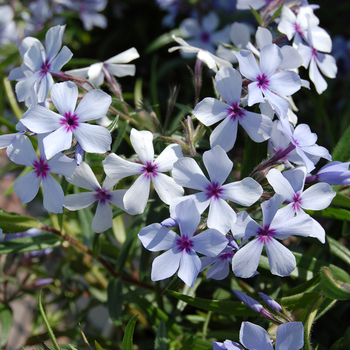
[0, 304, 12, 347]
[326, 235, 350, 266]
[332, 123, 350, 161]
[0, 210, 41, 233]
[107, 278, 123, 325]
[94, 341, 105, 350]
[121, 314, 138, 350]
[249, 6, 263, 25]
[107, 115, 119, 133]
[111, 120, 129, 153]
[320, 266, 350, 300]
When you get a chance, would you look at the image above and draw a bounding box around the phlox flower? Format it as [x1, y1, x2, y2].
[266, 167, 336, 243]
[179, 12, 230, 55]
[169, 35, 232, 73]
[8, 25, 73, 104]
[309, 161, 350, 185]
[64, 162, 126, 233]
[103, 128, 184, 215]
[235, 44, 301, 118]
[6, 134, 76, 213]
[231, 194, 313, 278]
[138, 199, 228, 286]
[66, 47, 140, 86]
[172, 145, 263, 234]
[193, 67, 273, 152]
[20, 81, 112, 160]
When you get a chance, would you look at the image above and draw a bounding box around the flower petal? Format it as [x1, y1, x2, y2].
[65, 161, 100, 191]
[51, 81, 78, 115]
[42, 174, 64, 213]
[214, 67, 242, 105]
[105, 47, 140, 64]
[193, 98, 229, 126]
[154, 144, 183, 172]
[239, 111, 273, 143]
[43, 127, 72, 159]
[301, 182, 335, 210]
[92, 201, 113, 233]
[151, 248, 181, 281]
[6, 134, 38, 167]
[207, 198, 236, 234]
[21, 105, 61, 133]
[276, 322, 304, 350]
[138, 223, 178, 251]
[175, 198, 200, 238]
[130, 128, 154, 164]
[123, 174, 150, 215]
[178, 249, 201, 286]
[240, 322, 273, 350]
[235, 49, 261, 81]
[192, 228, 228, 256]
[14, 171, 40, 203]
[152, 172, 184, 205]
[64, 192, 97, 210]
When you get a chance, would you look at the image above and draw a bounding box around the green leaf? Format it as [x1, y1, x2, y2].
[167, 290, 257, 317]
[305, 207, 350, 221]
[107, 114, 119, 133]
[0, 304, 12, 347]
[144, 29, 182, 55]
[121, 314, 138, 350]
[270, 3, 284, 21]
[249, 6, 263, 25]
[77, 206, 94, 249]
[341, 326, 350, 350]
[331, 193, 350, 210]
[94, 341, 105, 350]
[154, 320, 170, 350]
[0, 211, 41, 233]
[111, 120, 129, 153]
[128, 289, 181, 336]
[326, 235, 350, 266]
[240, 138, 267, 179]
[332, 123, 350, 161]
[320, 266, 350, 300]
[107, 278, 123, 325]
[0, 233, 61, 255]
[38, 292, 61, 350]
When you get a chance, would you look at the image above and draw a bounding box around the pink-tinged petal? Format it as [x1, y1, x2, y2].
[42, 174, 64, 213]
[138, 223, 178, 251]
[222, 178, 263, 206]
[50, 46, 73, 72]
[272, 212, 313, 238]
[266, 169, 295, 201]
[154, 144, 183, 172]
[64, 192, 97, 210]
[214, 67, 242, 105]
[172, 157, 210, 191]
[308, 217, 325, 243]
[235, 49, 261, 81]
[45, 25, 65, 61]
[105, 48, 140, 64]
[277, 6, 296, 40]
[262, 88, 289, 118]
[51, 81, 78, 115]
[92, 201, 113, 233]
[65, 161, 100, 191]
[124, 174, 150, 215]
[73, 123, 111, 154]
[309, 58, 327, 94]
[210, 116, 238, 152]
[21, 105, 62, 133]
[232, 238, 263, 278]
[178, 249, 201, 286]
[103, 154, 144, 182]
[43, 127, 72, 159]
[240, 322, 273, 350]
[47, 153, 76, 177]
[231, 211, 260, 241]
[130, 128, 154, 164]
[262, 194, 285, 227]
[193, 98, 230, 126]
[6, 135, 38, 166]
[239, 110, 273, 143]
[203, 145, 232, 185]
[301, 183, 335, 210]
[316, 53, 337, 79]
[207, 198, 236, 234]
[106, 64, 136, 77]
[108, 189, 127, 210]
[175, 199, 200, 238]
[260, 44, 283, 78]
[268, 70, 301, 96]
[74, 89, 112, 122]
[191, 228, 228, 257]
[14, 171, 40, 203]
[273, 203, 296, 223]
[276, 322, 304, 350]
[247, 82, 265, 106]
[152, 172, 184, 205]
[265, 238, 296, 276]
[37, 73, 53, 103]
[151, 248, 181, 281]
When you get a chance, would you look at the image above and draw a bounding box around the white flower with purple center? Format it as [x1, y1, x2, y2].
[6, 134, 76, 213]
[8, 25, 73, 104]
[231, 194, 313, 278]
[266, 167, 336, 243]
[64, 162, 126, 233]
[235, 44, 302, 118]
[171, 145, 263, 234]
[138, 199, 228, 286]
[193, 67, 273, 152]
[102, 128, 184, 215]
[20, 81, 112, 160]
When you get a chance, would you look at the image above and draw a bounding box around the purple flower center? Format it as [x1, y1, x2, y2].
[311, 47, 318, 60]
[292, 136, 300, 146]
[200, 31, 210, 43]
[228, 102, 245, 121]
[219, 251, 235, 261]
[293, 22, 303, 35]
[142, 162, 158, 178]
[61, 112, 79, 131]
[205, 181, 223, 200]
[176, 235, 193, 253]
[257, 73, 269, 90]
[33, 157, 50, 179]
[95, 188, 112, 204]
[292, 192, 302, 212]
[40, 59, 51, 77]
[257, 225, 275, 243]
